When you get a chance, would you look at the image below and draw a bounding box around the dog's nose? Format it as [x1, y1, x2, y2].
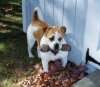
[54, 43, 59, 50]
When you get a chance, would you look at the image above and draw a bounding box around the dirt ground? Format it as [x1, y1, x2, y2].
[0, 1, 41, 87]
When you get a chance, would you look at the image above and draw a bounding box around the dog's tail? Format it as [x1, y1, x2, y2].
[32, 7, 44, 21]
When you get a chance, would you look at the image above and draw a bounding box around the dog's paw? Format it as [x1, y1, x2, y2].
[29, 54, 34, 58]
[40, 72, 51, 80]
[62, 63, 67, 68]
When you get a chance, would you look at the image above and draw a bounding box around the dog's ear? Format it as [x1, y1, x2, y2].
[60, 26, 66, 34]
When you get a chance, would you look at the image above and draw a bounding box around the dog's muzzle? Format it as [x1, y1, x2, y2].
[54, 43, 59, 50]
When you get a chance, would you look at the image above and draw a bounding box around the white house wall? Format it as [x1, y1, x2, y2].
[22, 0, 100, 70]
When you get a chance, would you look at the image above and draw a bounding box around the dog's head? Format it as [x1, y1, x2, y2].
[43, 26, 67, 52]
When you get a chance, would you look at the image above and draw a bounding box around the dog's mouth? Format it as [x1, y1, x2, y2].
[40, 45, 59, 54]
[51, 49, 59, 55]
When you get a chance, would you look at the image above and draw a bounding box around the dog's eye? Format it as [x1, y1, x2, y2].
[58, 37, 62, 41]
[49, 36, 54, 41]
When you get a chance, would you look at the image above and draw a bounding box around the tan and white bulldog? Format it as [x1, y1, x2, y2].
[27, 7, 70, 72]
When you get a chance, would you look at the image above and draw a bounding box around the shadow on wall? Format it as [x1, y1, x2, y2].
[65, 34, 82, 65]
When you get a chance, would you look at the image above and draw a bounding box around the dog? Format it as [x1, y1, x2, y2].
[27, 7, 70, 72]
[39, 26, 71, 72]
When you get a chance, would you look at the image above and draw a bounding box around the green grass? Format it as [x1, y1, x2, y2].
[0, 15, 22, 27]
[0, 43, 9, 53]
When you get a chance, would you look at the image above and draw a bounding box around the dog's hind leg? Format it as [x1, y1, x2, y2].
[27, 37, 35, 58]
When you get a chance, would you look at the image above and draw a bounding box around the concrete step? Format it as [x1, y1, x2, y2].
[73, 70, 100, 87]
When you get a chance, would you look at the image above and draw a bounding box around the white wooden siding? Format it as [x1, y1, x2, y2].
[22, 0, 100, 71]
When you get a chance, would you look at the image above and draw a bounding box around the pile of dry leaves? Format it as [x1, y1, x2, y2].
[20, 61, 86, 87]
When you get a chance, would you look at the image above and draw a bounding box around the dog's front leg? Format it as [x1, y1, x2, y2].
[62, 57, 68, 67]
[41, 59, 49, 72]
